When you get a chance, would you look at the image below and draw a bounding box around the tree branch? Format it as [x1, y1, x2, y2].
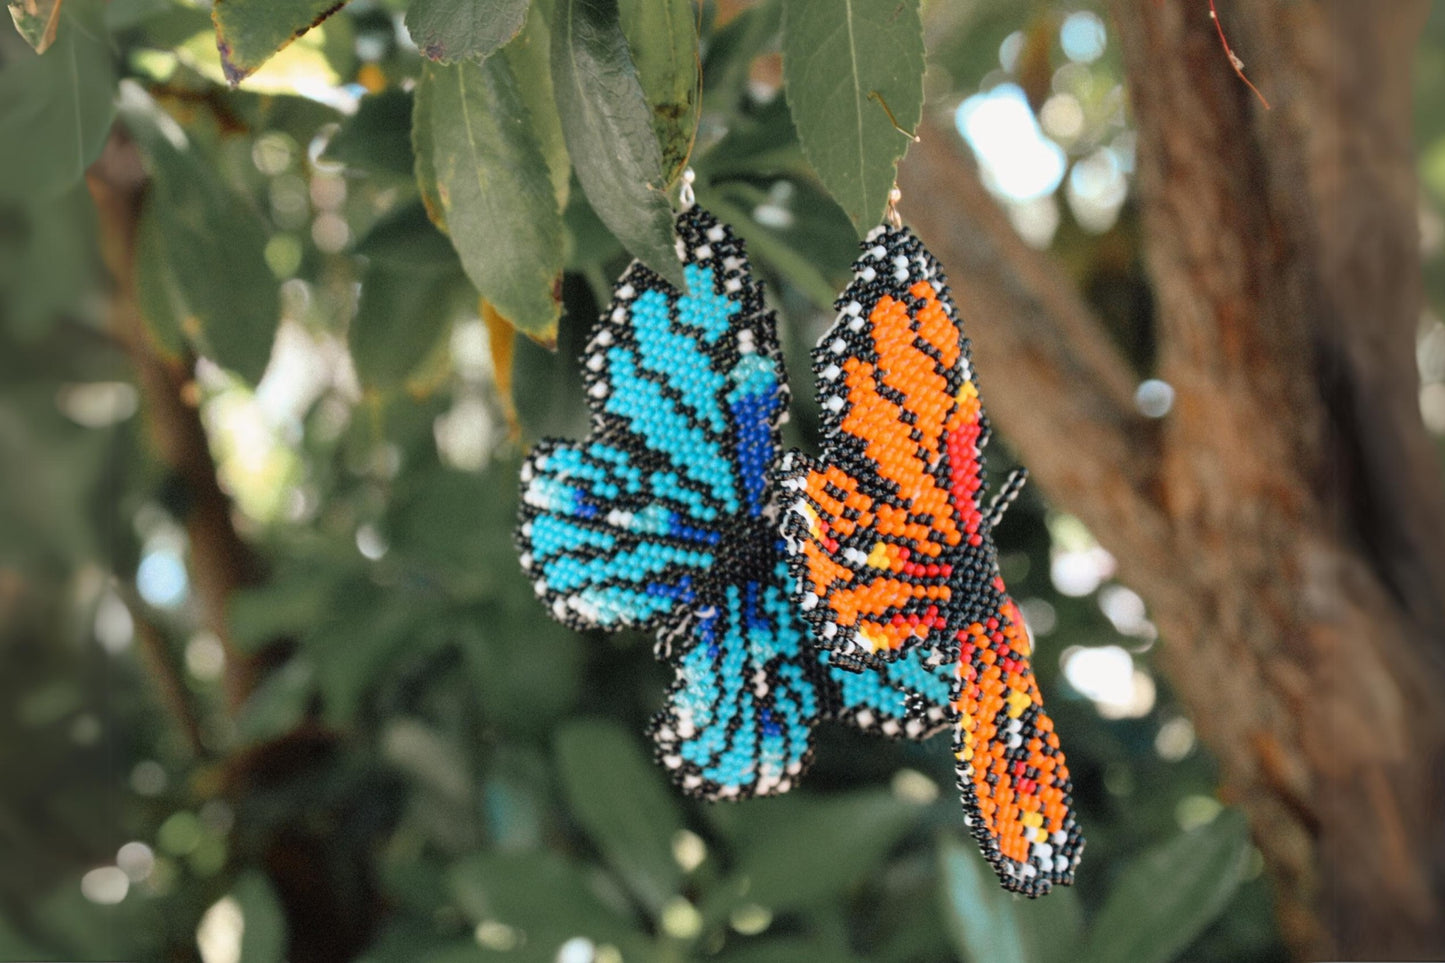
[897, 122, 1172, 555]
[87, 130, 268, 714]
[906, 5, 1445, 955]
[118, 584, 207, 758]
[1235, 0, 1445, 650]
[1106, 2, 1445, 955]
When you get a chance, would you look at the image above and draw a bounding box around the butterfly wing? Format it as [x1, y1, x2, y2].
[782, 229, 983, 666]
[651, 556, 820, 798]
[518, 207, 772, 630]
[785, 224, 1083, 893]
[518, 436, 718, 631]
[818, 645, 953, 740]
[518, 207, 822, 799]
[955, 591, 1083, 895]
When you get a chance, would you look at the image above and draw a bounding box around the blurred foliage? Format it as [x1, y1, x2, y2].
[3, 0, 1442, 960]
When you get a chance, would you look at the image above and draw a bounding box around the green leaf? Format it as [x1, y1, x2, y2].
[180, 16, 350, 94]
[324, 89, 415, 178]
[448, 851, 643, 950]
[103, 0, 173, 32]
[411, 67, 447, 232]
[937, 836, 1028, 963]
[1016, 880, 1084, 963]
[118, 83, 280, 383]
[236, 659, 315, 744]
[618, 0, 696, 181]
[0, 910, 46, 959]
[229, 569, 343, 652]
[0, 0, 115, 201]
[552, 0, 684, 288]
[1077, 809, 1251, 963]
[418, 57, 564, 340]
[233, 871, 287, 963]
[355, 202, 459, 270]
[350, 264, 460, 392]
[306, 585, 413, 724]
[554, 718, 685, 913]
[721, 790, 919, 910]
[563, 187, 624, 270]
[504, 0, 570, 209]
[405, 0, 529, 64]
[781, 0, 924, 232]
[211, 0, 350, 85]
[716, 936, 863, 963]
[8, 0, 62, 52]
[700, 0, 780, 117]
[0, 185, 100, 341]
[132, 204, 187, 358]
[699, 96, 807, 180]
[457, 599, 581, 736]
[386, 467, 517, 592]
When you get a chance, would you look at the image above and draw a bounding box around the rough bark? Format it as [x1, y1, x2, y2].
[901, 2, 1445, 957]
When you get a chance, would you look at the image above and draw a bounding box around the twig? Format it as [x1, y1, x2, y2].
[1209, 0, 1271, 109]
[868, 90, 922, 142]
[87, 129, 269, 714]
[117, 583, 208, 758]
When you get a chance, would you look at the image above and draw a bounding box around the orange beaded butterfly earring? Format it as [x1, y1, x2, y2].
[780, 185, 1084, 896]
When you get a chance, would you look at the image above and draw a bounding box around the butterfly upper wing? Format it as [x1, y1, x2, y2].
[518, 207, 773, 630]
[782, 228, 984, 666]
[518, 207, 823, 800]
[518, 436, 719, 631]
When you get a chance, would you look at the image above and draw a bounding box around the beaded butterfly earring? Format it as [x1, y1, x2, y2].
[780, 188, 1084, 895]
[516, 174, 959, 800]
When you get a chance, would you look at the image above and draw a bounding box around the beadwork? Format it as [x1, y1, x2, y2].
[780, 224, 1084, 895]
[516, 207, 955, 800]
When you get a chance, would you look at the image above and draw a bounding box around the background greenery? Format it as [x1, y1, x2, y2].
[2, 0, 1443, 959]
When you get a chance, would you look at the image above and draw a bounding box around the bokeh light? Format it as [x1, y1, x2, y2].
[955, 84, 1068, 202]
[1061, 11, 1108, 64]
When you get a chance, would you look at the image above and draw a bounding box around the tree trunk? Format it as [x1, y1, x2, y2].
[901, 1, 1445, 957]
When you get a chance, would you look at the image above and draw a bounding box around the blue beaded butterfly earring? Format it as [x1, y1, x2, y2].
[516, 174, 957, 800]
[781, 189, 1084, 894]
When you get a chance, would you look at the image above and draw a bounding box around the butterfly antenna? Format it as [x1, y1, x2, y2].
[985, 467, 1029, 530]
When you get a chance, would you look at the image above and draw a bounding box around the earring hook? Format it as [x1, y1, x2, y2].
[679, 167, 696, 211]
[886, 186, 903, 229]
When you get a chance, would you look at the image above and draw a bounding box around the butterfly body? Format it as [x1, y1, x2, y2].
[782, 224, 1084, 895]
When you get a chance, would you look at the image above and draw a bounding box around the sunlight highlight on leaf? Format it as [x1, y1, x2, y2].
[211, 0, 350, 86]
[7, 0, 62, 53]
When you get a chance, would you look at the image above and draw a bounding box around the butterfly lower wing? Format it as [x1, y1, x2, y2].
[783, 229, 983, 666]
[651, 558, 819, 799]
[955, 592, 1084, 895]
[819, 644, 953, 740]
